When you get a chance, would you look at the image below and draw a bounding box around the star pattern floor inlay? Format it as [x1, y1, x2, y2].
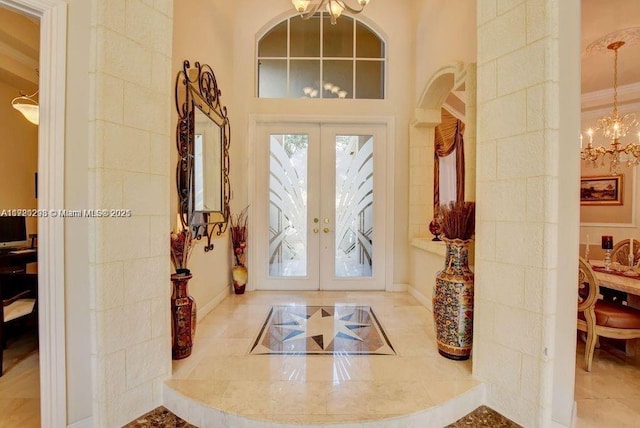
[250, 305, 395, 355]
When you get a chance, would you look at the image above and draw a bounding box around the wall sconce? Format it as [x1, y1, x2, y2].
[12, 90, 39, 125]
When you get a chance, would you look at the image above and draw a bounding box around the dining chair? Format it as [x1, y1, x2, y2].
[577, 257, 640, 371]
[611, 238, 640, 266]
[0, 273, 37, 377]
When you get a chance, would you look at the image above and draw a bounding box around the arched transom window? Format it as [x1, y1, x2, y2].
[257, 13, 386, 99]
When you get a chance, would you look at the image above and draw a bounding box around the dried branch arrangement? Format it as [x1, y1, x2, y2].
[170, 229, 194, 274]
[439, 201, 476, 241]
[230, 206, 249, 266]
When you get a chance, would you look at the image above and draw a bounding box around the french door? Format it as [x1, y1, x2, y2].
[254, 122, 386, 290]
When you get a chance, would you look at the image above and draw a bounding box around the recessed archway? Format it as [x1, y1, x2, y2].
[409, 62, 476, 242]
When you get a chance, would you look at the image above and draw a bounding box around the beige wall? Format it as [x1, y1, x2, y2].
[171, 0, 236, 318]
[579, 107, 640, 252]
[231, 0, 414, 287]
[0, 80, 38, 238]
[408, 0, 476, 305]
[580, 165, 633, 224]
[414, 0, 477, 105]
[579, 162, 639, 256]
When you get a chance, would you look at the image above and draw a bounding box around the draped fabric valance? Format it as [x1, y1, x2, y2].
[434, 109, 465, 209]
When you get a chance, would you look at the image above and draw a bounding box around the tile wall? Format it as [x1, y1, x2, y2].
[88, 0, 174, 425]
[474, 0, 569, 425]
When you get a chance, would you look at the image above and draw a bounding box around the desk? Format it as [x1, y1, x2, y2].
[0, 249, 37, 274]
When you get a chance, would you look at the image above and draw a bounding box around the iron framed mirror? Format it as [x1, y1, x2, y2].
[175, 60, 231, 251]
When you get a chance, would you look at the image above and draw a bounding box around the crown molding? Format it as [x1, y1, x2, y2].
[581, 81, 640, 111]
[581, 100, 640, 121]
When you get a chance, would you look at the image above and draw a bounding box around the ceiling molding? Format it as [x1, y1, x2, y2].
[581, 81, 640, 111]
[581, 99, 640, 121]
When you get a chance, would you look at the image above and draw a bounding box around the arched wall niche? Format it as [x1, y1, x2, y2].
[409, 62, 476, 251]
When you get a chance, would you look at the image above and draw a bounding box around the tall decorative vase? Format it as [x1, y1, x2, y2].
[232, 264, 248, 295]
[170, 273, 196, 359]
[433, 238, 474, 360]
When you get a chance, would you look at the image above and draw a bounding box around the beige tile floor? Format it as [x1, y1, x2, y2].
[2, 293, 639, 427]
[168, 291, 480, 425]
[574, 340, 640, 428]
[0, 329, 40, 428]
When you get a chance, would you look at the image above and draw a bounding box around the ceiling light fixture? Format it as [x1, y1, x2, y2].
[292, 0, 370, 25]
[11, 90, 39, 125]
[580, 41, 640, 175]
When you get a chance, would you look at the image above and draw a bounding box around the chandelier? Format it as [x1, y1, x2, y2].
[580, 41, 640, 175]
[291, 0, 370, 25]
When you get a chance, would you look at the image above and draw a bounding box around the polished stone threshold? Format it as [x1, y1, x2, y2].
[123, 406, 195, 427]
[447, 405, 521, 428]
[126, 404, 520, 428]
[163, 291, 485, 427]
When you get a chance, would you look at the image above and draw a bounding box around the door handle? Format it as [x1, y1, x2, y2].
[324, 218, 330, 224]
[313, 218, 319, 223]
[323, 228, 330, 233]
[313, 228, 319, 233]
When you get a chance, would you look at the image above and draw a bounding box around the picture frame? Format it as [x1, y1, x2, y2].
[580, 175, 623, 205]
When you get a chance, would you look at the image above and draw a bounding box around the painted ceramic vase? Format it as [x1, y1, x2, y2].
[433, 238, 474, 360]
[170, 273, 196, 359]
[232, 264, 248, 294]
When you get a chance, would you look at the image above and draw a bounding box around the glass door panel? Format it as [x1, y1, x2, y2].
[255, 122, 385, 291]
[334, 135, 374, 278]
[269, 134, 309, 277]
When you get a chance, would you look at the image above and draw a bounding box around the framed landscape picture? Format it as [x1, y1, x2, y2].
[580, 175, 623, 205]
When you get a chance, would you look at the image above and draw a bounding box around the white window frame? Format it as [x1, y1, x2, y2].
[256, 12, 387, 100]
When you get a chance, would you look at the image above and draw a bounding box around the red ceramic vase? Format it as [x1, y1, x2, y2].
[170, 273, 196, 359]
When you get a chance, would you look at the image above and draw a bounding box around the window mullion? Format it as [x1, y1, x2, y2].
[257, 14, 386, 100]
[286, 18, 291, 98]
[319, 12, 324, 99]
[352, 18, 356, 99]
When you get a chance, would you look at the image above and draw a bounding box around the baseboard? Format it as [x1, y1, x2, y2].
[408, 284, 433, 311]
[547, 400, 576, 428]
[67, 416, 93, 428]
[197, 287, 231, 322]
[387, 282, 408, 292]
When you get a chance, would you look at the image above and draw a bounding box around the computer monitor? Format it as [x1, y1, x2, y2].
[0, 216, 27, 249]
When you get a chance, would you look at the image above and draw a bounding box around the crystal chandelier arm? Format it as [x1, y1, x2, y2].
[299, 1, 322, 19]
[297, 0, 370, 21]
[333, 0, 369, 14]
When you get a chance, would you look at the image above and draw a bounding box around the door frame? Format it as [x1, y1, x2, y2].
[0, 0, 67, 426]
[248, 114, 396, 291]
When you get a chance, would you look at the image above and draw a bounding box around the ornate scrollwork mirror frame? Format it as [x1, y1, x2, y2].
[175, 60, 231, 251]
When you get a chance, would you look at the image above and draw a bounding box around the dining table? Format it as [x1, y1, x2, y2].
[590, 260, 640, 356]
[590, 260, 640, 297]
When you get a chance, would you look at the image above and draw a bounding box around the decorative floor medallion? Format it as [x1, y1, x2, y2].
[250, 305, 395, 355]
